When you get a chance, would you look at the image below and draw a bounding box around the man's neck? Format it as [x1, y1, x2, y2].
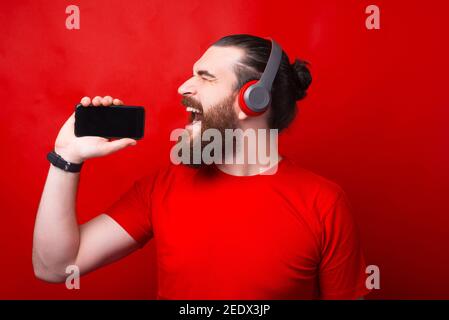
[215, 125, 281, 176]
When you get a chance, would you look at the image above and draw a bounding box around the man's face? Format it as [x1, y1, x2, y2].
[177, 46, 245, 143]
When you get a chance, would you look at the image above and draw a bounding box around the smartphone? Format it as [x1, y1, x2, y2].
[74, 104, 145, 140]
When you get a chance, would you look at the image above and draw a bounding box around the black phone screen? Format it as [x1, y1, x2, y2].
[74, 105, 145, 140]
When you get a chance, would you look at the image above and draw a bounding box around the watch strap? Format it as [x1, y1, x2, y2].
[47, 150, 83, 173]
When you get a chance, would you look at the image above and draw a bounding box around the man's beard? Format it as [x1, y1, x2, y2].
[179, 93, 239, 168]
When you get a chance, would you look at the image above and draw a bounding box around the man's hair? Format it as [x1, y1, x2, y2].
[212, 34, 312, 131]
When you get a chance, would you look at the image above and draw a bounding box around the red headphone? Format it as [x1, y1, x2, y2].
[238, 38, 283, 116]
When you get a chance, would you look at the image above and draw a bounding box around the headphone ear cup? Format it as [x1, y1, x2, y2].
[238, 80, 266, 116]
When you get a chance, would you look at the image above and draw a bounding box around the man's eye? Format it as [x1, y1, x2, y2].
[193, 75, 208, 81]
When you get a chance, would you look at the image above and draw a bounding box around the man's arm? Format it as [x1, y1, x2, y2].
[32, 95, 139, 283]
[32, 166, 139, 283]
[318, 190, 370, 299]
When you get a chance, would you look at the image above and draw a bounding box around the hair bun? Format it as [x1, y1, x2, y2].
[291, 59, 312, 101]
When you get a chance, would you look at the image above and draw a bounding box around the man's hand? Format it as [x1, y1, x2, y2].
[54, 96, 137, 163]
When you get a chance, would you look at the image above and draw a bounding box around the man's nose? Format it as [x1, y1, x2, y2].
[178, 78, 197, 96]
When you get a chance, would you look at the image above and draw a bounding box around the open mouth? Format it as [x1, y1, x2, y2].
[186, 106, 203, 124]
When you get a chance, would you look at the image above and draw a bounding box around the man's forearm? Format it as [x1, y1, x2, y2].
[32, 164, 81, 282]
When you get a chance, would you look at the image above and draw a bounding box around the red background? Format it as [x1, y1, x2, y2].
[1, 0, 448, 299]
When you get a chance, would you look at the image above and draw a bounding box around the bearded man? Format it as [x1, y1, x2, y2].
[33, 34, 369, 300]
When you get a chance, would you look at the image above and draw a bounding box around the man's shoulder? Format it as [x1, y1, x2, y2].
[281, 159, 344, 192]
[279, 158, 346, 212]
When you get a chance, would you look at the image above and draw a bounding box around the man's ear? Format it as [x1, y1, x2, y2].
[238, 110, 248, 120]
[234, 93, 249, 120]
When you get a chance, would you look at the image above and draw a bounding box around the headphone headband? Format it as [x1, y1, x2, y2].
[239, 37, 283, 115]
[259, 38, 282, 91]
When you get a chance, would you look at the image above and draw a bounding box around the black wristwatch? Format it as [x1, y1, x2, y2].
[47, 150, 84, 173]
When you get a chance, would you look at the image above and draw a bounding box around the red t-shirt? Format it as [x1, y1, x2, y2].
[105, 158, 370, 299]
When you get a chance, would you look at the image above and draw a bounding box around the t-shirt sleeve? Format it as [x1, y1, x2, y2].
[318, 191, 371, 299]
[104, 175, 155, 248]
